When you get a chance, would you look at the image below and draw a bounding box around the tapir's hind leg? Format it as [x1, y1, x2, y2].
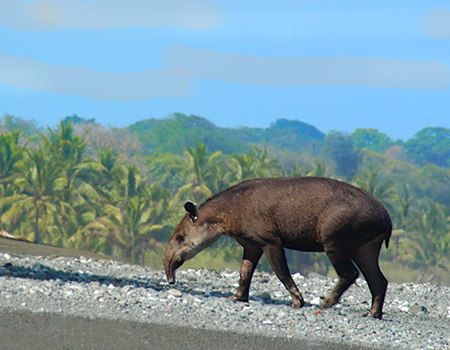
[263, 244, 304, 308]
[321, 245, 359, 310]
[351, 238, 387, 319]
[230, 245, 263, 302]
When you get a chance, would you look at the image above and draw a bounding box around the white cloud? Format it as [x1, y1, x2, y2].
[424, 9, 450, 39]
[0, 53, 194, 101]
[164, 46, 450, 91]
[0, 0, 221, 31]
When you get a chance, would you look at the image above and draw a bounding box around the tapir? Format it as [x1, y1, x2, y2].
[163, 177, 392, 319]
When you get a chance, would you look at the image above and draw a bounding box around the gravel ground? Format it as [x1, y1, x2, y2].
[0, 242, 449, 349]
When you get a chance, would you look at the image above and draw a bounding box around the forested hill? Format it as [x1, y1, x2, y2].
[13, 112, 449, 170]
[127, 113, 450, 170]
[127, 112, 325, 155]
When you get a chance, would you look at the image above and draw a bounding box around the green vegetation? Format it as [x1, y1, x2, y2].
[1, 113, 450, 285]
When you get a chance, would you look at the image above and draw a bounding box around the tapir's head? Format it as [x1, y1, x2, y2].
[164, 201, 221, 284]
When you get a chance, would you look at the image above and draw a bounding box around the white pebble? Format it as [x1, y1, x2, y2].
[310, 297, 321, 306]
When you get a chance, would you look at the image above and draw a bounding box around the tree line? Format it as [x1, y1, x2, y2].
[1, 114, 449, 285]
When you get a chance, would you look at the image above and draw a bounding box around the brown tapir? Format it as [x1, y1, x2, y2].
[163, 177, 392, 319]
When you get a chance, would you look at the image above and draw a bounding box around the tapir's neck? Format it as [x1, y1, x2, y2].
[198, 199, 233, 230]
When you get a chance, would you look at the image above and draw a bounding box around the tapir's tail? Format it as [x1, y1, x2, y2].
[384, 213, 393, 249]
[385, 231, 391, 249]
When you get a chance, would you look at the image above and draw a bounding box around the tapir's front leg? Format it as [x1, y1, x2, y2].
[230, 245, 263, 302]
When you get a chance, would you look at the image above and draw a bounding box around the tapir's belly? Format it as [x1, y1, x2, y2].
[280, 231, 325, 252]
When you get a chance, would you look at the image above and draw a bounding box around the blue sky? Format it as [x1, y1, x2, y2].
[1, 1, 449, 141]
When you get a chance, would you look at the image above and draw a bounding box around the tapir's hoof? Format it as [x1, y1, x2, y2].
[320, 297, 337, 310]
[291, 298, 305, 309]
[364, 311, 382, 320]
[228, 295, 248, 303]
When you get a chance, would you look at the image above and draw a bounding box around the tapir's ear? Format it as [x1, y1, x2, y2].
[184, 201, 198, 222]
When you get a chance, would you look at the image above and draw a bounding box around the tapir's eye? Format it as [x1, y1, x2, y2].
[176, 235, 185, 243]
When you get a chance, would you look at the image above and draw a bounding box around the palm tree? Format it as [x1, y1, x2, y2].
[80, 164, 172, 264]
[3, 147, 65, 243]
[210, 159, 238, 194]
[282, 161, 304, 178]
[400, 200, 450, 283]
[1, 122, 92, 244]
[29, 121, 105, 247]
[230, 147, 282, 183]
[391, 184, 414, 229]
[45, 120, 87, 166]
[173, 143, 222, 204]
[230, 150, 258, 182]
[353, 167, 394, 209]
[306, 160, 332, 178]
[253, 147, 283, 178]
[379, 184, 414, 262]
[0, 131, 24, 232]
[0, 130, 23, 196]
[66, 148, 123, 251]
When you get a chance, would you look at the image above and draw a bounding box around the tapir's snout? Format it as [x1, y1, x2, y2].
[164, 257, 184, 284]
[163, 243, 185, 285]
[164, 262, 175, 285]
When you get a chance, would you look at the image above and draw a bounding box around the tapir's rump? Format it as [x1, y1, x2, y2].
[164, 177, 392, 319]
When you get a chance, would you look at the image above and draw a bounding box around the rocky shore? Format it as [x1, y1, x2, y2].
[0, 242, 449, 350]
